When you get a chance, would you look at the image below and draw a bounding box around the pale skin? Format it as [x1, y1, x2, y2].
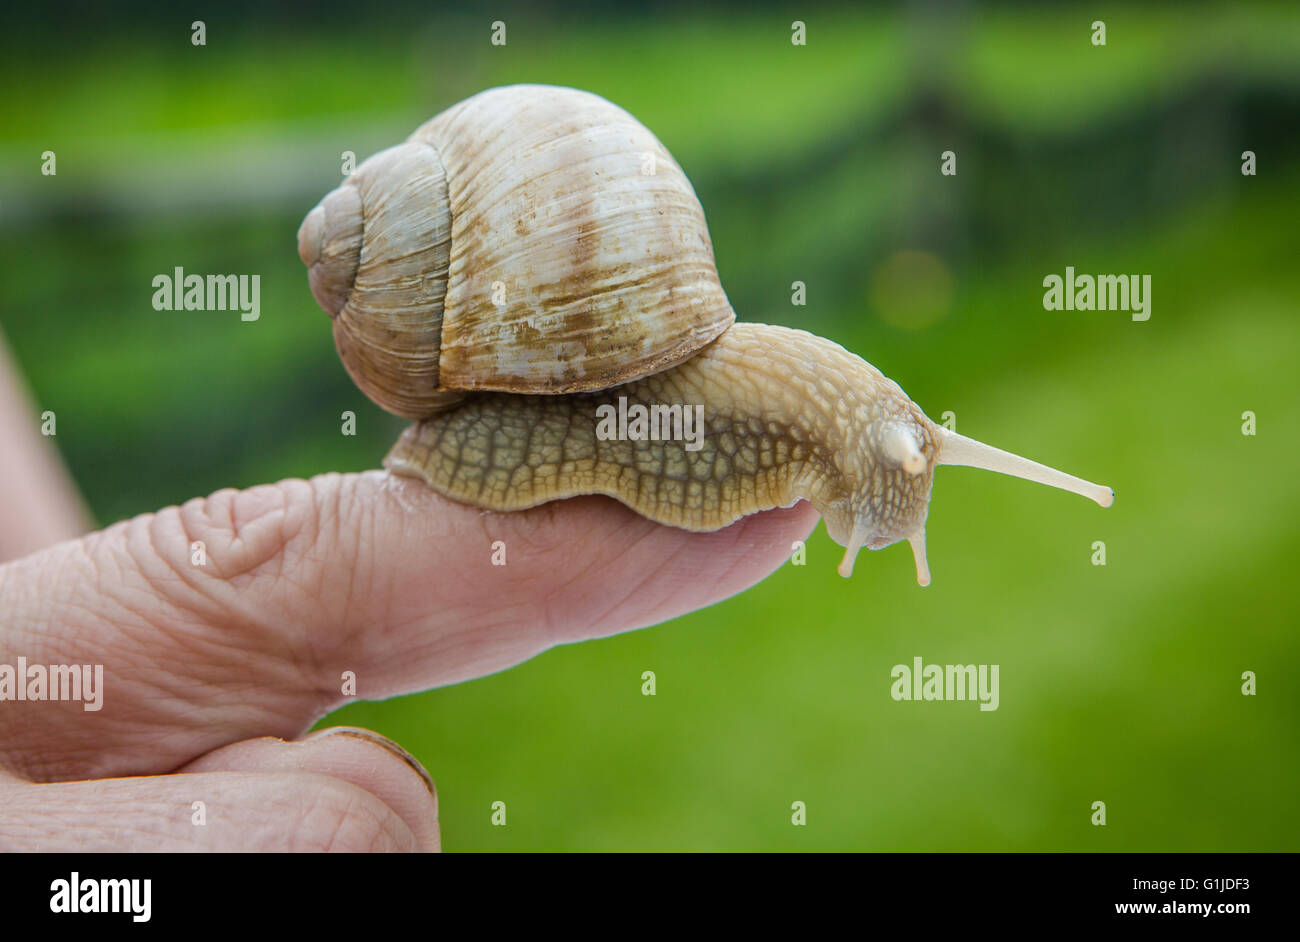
[0, 351, 819, 850]
[0, 330, 92, 560]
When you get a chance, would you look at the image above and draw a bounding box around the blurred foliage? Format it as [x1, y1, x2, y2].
[1, 1, 1297, 850]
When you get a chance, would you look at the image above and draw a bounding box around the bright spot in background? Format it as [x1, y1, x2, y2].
[869, 249, 953, 330]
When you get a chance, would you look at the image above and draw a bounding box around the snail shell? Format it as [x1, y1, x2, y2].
[297, 84, 733, 419]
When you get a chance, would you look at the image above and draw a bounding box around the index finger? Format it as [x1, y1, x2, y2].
[0, 471, 819, 782]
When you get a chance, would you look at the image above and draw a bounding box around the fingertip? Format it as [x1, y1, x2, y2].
[182, 727, 439, 852]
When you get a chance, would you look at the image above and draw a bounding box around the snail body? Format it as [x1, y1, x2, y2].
[300, 85, 1113, 585]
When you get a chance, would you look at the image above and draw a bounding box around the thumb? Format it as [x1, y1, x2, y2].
[180, 725, 439, 851]
[0, 726, 439, 851]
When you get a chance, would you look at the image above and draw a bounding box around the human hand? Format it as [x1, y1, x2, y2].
[0, 472, 818, 850]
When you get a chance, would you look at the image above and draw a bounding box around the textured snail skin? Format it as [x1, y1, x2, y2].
[385, 322, 940, 578]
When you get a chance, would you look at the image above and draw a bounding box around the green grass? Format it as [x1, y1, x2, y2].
[319, 176, 1300, 851]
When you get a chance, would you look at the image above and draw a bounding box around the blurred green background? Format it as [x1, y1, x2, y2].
[2, 1, 1297, 850]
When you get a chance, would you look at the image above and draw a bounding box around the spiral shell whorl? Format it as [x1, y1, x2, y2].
[299, 141, 458, 419]
[297, 186, 362, 318]
[300, 83, 736, 420]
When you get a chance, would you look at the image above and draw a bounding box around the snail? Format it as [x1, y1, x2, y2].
[297, 84, 1113, 586]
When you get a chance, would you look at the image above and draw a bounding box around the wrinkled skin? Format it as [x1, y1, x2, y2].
[0, 469, 817, 851]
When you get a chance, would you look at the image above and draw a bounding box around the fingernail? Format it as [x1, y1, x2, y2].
[306, 726, 437, 805]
